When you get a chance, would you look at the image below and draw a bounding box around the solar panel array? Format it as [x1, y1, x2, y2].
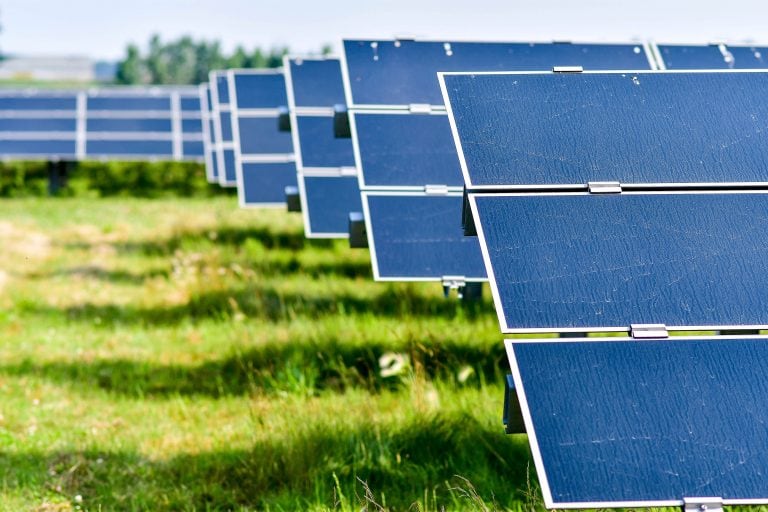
[0, 86, 204, 161]
[7, 39, 763, 511]
[443, 57, 768, 508]
[341, 39, 656, 284]
[284, 56, 360, 237]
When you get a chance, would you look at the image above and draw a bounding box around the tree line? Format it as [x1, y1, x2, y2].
[116, 35, 331, 85]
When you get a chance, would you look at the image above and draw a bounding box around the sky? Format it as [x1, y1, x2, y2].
[1, 0, 766, 60]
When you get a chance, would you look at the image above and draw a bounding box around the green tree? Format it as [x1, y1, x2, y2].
[115, 35, 302, 85]
[115, 44, 147, 84]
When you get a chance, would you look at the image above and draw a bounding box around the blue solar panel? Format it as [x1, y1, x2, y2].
[182, 140, 204, 157]
[87, 96, 170, 111]
[507, 335, 768, 507]
[354, 112, 461, 188]
[365, 193, 486, 281]
[288, 58, 347, 107]
[229, 69, 295, 204]
[181, 118, 203, 133]
[301, 175, 362, 237]
[180, 96, 201, 111]
[0, 139, 76, 157]
[470, 192, 768, 333]
[218, 111, 233, 142]
[343, 40, 653, 106]
[295, 115, 355, 168]
[0, 95, 77, 110]
[221, 149, 236, 184]
[232, 73, 288, 109]
[657, 43, 768, 69]
[236, 117, 293, 154]
[87, 118, 172, 132]
[215, 73, 230, 105]
[86, 139, 173, 157]
[284, 57, 360, 237]
[442, 71, 768, 189]
[240, 162, 297, 205]
[200, 84, 218, 183]
[0, 118, 76, 131]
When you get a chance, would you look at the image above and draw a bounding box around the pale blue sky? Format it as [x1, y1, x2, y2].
[1, 0, 765, 60]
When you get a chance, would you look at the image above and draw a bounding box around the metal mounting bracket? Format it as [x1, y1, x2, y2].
[277, 106, 291, 132]
[442, 276, 466, 298]
[333, 104, 351, 138]
[503, 374, 526, 434]
[630, 324, 669, 339]
[409, 103, 432, 114]
[284, 186, 301, 212]
[348, 212, 367, 249]
[683, 497, 723, 512]
[588, 181, 622, 194]
[553, 65, 583, 73]
[424, 184, 449, 195]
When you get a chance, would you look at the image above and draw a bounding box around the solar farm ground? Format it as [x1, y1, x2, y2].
[0, 196, 536, 511]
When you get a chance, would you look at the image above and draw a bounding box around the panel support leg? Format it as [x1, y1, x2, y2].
[48, 160, 71, 196]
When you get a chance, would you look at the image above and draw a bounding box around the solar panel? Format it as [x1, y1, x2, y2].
[210, 71, 237, 187]
[655, 42, 768, 69]
[444, 66, 768, 508]
[199, 84, 218, 183]
[0, 90, 78, 159]
[301, 174, 361, 237]
[85, 88, 202, 161]
[441, 70, 768, 190]
[285, 56, 360, 237]
[0, 87, 203, 161]
[228, 69, 296, 206]
[344, 40, 656, 282]
[352, 110, 461, 189]
[469, 191, 768, 333]
[342, 40, 655, 107]
[506, 335, 768, 508]
[363, 192, 486, 281]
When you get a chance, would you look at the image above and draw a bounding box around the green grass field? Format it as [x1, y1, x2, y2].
[0, 196, 539, 511]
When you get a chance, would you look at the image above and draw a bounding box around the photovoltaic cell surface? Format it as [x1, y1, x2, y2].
[343, 40, 653, 106]
[471, 192, 768, 332]
[442, 71, 768, 188]
[229, 69, 295, 206]
[365, 193, 486, 280]
[507, 336, 768, 507]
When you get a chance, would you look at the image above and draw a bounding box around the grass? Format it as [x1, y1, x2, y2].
[0, 196, 539, 511]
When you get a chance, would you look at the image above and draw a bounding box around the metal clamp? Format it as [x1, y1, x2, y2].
[683, 497, 723, 512]
[442, 276, 466, 298]
[588, 181, 622, 194]
[553, 65, 583, 73]
[630, 324, 669, 339]
[424, 184, 449, 195]
[408, 103, 432, 114]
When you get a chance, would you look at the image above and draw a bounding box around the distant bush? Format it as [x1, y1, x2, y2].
[0, 160, 233, 198]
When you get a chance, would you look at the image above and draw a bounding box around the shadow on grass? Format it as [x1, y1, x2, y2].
[0, 414, 536, 511]
[0, 335, 504, 398]
[19, 284, 492, 326]
[26, 265, 169, 284]
[63, 225, 333, 255]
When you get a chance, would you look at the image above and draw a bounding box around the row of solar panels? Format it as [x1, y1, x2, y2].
[200, 39, 768, 510]
[0, 86, 204, 160]
[201, 40, 768, 285]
